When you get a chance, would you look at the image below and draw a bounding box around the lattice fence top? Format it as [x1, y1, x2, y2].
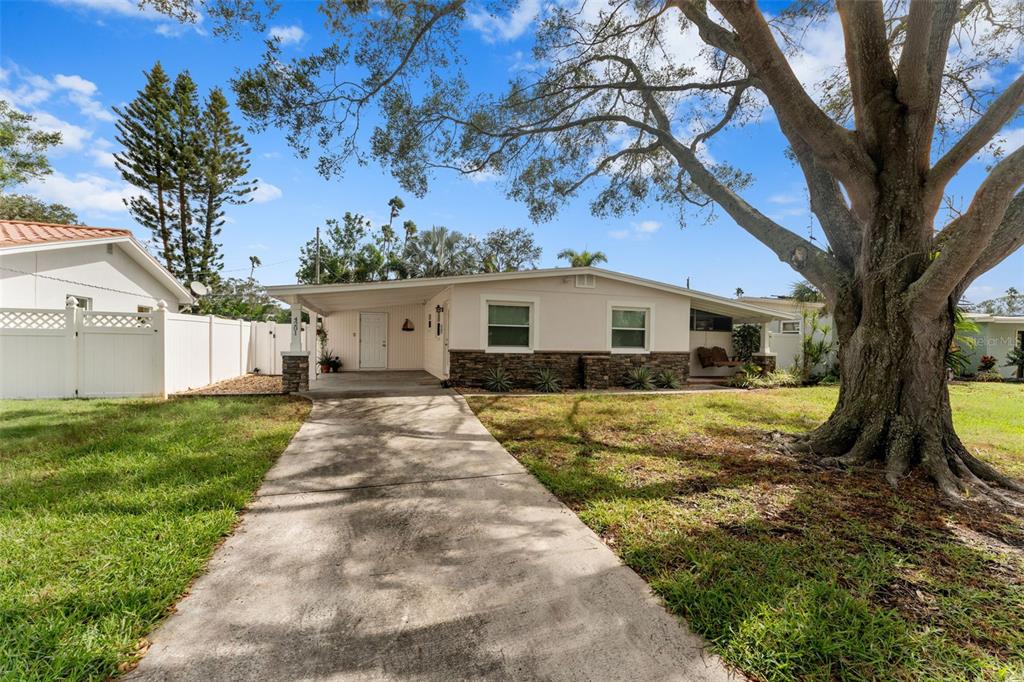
[0, 309, 66, 330]
[83, 312, 153, 329]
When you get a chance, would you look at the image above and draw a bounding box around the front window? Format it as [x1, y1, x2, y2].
[487, 303, 530, 347]
[69, 295, 92, 310]
[690, 308, 731, 331]
[780, 320, 800, 334]
[611, 308, 647, 349]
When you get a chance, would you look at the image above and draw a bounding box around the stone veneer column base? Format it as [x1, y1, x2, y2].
[752, 353, 777, 374]
[282, 351, 310, 393]
[448, 350, 690, 389]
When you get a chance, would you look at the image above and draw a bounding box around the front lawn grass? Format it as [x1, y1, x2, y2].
[468, 383, 1024, 681]
[0, 396, 309, 681]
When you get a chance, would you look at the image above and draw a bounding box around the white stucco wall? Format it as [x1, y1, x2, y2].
[321, 303, 425, 371]
[423, 287, 451, 379]
[968, 321, 1024, 378]
[447, 274, 692, 353]
[0, 243, 182, 312]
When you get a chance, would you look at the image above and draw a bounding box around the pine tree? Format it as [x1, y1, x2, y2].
[193, 87, 254, 284]
[113, 63, 177, 272]
[169, 71, 202, 283]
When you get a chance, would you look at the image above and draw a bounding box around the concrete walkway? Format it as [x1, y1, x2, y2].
[130, 371, 733, 681]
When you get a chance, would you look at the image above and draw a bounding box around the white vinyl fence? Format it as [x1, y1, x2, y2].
[0, 301, 307, 399]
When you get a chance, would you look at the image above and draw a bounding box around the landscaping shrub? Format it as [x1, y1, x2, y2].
[1004, 346, 1024, 377]
[484, 366, 514, 392]
[974, 370, 1004, 382]
[729, 366, 801, 389]
[624, 366, 654, 390]
[534, 368, 562, 393]
[731, 324, 761, 363]
[653, 370, 682, 389]
[978, 355, 997, 371]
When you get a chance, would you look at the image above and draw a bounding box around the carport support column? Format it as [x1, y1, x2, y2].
[752, 322, 776, 374]
[282, 302, 310, 393]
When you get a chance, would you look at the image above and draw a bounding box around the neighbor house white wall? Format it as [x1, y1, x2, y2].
[322, 303, 425, 371]
[447, 274, 691, 352]
[0, 243, 182, 312]
[969, 321, 1024, 378]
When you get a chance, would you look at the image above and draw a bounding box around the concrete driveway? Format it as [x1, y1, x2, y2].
[130, 371, 733, 681]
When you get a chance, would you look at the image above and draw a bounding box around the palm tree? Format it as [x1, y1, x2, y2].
[557, 248, 607, 267]
[406, 226, 476, 277]
[248, 255, 261, 279]
[789, 280, 824, 303]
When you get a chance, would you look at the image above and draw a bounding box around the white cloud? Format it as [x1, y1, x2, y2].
[768, 193, 800, 205]
[29, 111, 92, 152]
[268, 25, 306, 46]
[22, 171, 133, 214]
[974, 127, 1024, 163]
[633, 219, 661, 234]
[251, 179, 283, 203]
[50, 0, 207, 35]
[466, 168, 498, 184]
[609, 219, 661, 240]
[468, 0, 540, 42]
[90, 138, 117, 169]
[1, 65, 113, 122]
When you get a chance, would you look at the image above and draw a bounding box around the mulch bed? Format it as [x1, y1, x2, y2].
[176, 374, 283, 395]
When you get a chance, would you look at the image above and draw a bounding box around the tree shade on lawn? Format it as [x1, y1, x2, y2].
[143, 0, 1024, 501]
[468, 384, 1024, 680]
[0, 397, 309, 681]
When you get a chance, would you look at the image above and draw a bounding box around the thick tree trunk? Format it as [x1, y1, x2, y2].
[798, 260, 1024, 506]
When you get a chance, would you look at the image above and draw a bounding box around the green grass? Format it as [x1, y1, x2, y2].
[468, 383, 1024, 681]
[0, 396, 309, 681]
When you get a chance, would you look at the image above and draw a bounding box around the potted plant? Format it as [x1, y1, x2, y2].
[329, 356, 342, 372]
[319, 348, 335, 373]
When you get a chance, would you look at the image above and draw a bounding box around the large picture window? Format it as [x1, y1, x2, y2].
[690, 308, 732, 332]
[611, 308, 648, 349]
[487, 303, 531, 347]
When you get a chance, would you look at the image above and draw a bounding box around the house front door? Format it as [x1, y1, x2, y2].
[359, 312, 387, 369]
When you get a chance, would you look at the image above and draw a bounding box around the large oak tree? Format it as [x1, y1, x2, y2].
[161, 0, 1023, 503]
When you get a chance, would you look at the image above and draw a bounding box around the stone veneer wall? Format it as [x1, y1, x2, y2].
[282, 352, 310, 393]
[448, 350, 690, 389]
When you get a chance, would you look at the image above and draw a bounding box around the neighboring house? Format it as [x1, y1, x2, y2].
[266, 267, 792, 388]
[738, 295, 835, 372]
[0, 220, 192, 312]
[964, 313, 1024, 379]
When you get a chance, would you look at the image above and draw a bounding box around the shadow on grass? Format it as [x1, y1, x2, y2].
[468, 392, 1024, 680]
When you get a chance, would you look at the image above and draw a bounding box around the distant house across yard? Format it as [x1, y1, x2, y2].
[0, 219, 192, 312]
[964, 313, 1024, 378]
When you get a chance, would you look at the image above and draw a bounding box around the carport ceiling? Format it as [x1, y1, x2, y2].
[290, 285, 448, 314]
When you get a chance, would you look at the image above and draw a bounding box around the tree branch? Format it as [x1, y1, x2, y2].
[961, 191, 1024, 286]
[699, 0, 877, 215]
[928, 73, 1024, 197]
[910, 145, 1024, 311]
[837, 0, 897, 150]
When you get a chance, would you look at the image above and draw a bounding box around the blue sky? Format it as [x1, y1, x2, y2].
[1, 0, 1020, 302]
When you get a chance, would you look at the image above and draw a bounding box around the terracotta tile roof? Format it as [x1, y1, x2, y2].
[0, 219, 134, 248]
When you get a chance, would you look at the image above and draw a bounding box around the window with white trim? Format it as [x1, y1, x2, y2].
[780, 320, 801, 334]
[487, 303, 531, 348]
[611, 307, 648, 349]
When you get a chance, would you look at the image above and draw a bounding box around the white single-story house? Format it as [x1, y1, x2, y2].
[0, 219, 192, 312]
[266, 267, 794, 389]
[964, 313, 1024, 379]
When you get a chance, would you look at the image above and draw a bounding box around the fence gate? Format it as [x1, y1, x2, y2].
[76, 310, 160, 397]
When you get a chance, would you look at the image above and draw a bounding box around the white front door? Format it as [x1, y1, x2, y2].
[359, 312, 388, 368]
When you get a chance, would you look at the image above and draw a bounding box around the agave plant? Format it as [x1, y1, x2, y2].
[483, 365, 514, 392]
[534, 368, 562, 393]
[625, 366, 654, 390]
[653, 370, 681, 389]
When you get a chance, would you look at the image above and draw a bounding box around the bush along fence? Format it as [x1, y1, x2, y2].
[0, 298, 310, 399]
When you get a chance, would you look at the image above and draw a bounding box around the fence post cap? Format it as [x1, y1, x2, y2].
[156, 300, 168, 311]
[65, 296, 78, 309]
